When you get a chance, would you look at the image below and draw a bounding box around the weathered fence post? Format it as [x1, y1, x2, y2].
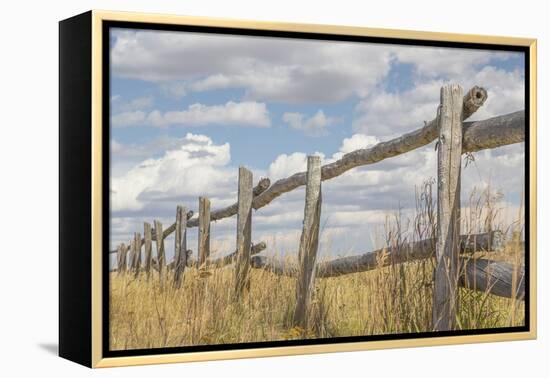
[174, 205, 188, 288]
[198, 197, 211, 266]
[133, 232, 141, 278]
[128, 239, 136, 271]
[144, 222, 152, 279]
[293, 155, 322, 328]
[154, 220, 166, 282]
[433, 84, 464, 331]
[234, 167, 253, 299]
[117, 243, 127, 274]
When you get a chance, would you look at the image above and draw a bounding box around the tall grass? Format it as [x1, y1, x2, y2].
[109, 182, 524, 350]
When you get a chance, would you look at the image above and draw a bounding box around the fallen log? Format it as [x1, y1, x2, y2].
[250, 231, 501, 278]
[460, 258, 525, 300]
[249, 231, 524, 299]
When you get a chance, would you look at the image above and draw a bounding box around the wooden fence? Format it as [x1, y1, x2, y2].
[110, 84, 526, 330]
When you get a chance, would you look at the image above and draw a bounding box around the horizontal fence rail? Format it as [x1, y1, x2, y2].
[109, 83, 526, 332]
[109, 110, 524, 254]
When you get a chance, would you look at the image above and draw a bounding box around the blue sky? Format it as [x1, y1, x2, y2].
[109, 28, 526, 262]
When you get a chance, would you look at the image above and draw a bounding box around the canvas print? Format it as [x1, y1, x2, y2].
[108, 26, 527, 352]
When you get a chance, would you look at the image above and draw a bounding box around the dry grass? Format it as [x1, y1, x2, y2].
[109, 182, 525, 351]
[109, 249, 524, 350]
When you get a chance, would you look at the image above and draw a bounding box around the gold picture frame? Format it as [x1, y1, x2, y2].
[59, 9, 537, 368]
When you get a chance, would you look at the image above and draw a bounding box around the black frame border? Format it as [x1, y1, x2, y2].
[101, 20, 531, 359]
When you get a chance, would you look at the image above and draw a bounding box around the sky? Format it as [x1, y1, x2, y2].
[109, 27, 526, 263]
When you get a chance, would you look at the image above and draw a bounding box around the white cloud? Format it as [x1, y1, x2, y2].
[111, 29, 392, 103]
[111, 110, 147, 128]
[352, 66, 524, 138]
[111, 133, 233, 212]
[282, 110, 335, 136]
[393, 46, 514, 78]
[111, 101, 271, 128]
[268, 151, 326, 180]
[147, 101, 271, 128]
[338, 134, 380, 154]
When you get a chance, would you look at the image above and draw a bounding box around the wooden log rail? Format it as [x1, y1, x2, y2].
[146, 241, 267, 271]
[249, 231, 524, 300]
[109, 178, 270, 254]
[109, 104, 525, 254]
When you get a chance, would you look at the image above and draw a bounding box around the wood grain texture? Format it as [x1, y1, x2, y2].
[154, 178, 270, 239]
[251, 231, 499, 276]
[462, 110, 525, 152]
[321, 231, 500, 277]
[109, 108, 526, 256]
[251, 87, 487, 212]
[209, 242, 266, 268]
[144, 222, 152, 278]
[250, 255, 524, 300]
[128, 239, 136, 271]
[116, 243, 127, 274]
[293, 156, 322, 328]
[154, 220, 166, 281]
[198, 197, 211, 266]
[234, 167, 254, 299]
[133, 232, 142, 278]
[460, 258, 525, 300]
[173, 206, 187, 289]
[433, 84, 463, 331]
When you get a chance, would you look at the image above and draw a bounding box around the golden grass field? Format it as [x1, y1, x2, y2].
[109, 252, 524, 350]
[109, 183, 525, 351]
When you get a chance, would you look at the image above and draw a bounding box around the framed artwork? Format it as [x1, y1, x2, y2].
[59, 10, 537, 368]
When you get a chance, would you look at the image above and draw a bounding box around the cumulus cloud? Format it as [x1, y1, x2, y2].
[268, 151, 326, 180]
[111, 101, 271, 128]
[353, 66, 524, 138]
[282, 110, 335, 136]
[111, 133, 233, 212]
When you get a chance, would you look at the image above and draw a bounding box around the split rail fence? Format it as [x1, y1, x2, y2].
[110, 84, 526, 330]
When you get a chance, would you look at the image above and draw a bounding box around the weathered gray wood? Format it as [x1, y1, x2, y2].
[154, 220, 166, 281]
[198, 197, 211, 266]
[462, 110, 525, 152]
[116, 243, 127, 273]
[251, 231, 500, 277]
[109, 112, 527, 256]
[250, 255, 524, 300]
[210, 241, 267, 268]
[316, 231, 500, 278]
[174, 205, 188, 288]
[251, 87, 487, 212]
[433, 84, 463, 331]
[144, 222, 152, 278]
[151, 210, 193, 242]
[294, 156, 322, 328]
[149, 178, 270, 242]
[133, 232, 142, 278]
[153, 250, 193, 272]
[234, 167, 254, 299]
[128, 239, 136, 271]
[460, 258, 525, 300]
